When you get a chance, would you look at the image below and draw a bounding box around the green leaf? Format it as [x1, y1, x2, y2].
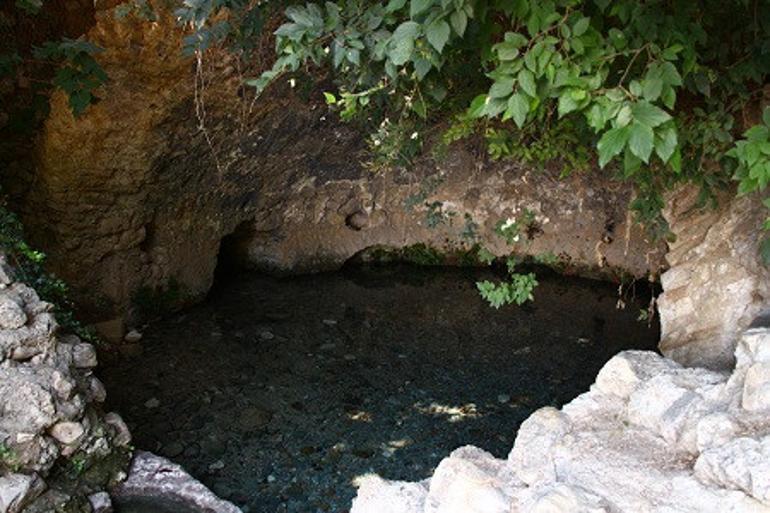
[661, 87, 676, 109]
[386, 0, 407, 12]
[662, 44, 683, 60]
[468, 94, 487, 118]
[489, 77, 514, 98]
[450, 10, 467, 36]
[518, 69, 536, 97]
[495, 42, 520, 61]
[412, 98, 427, 118]
[642, 78, 663, 101]
[426, 19, 450, 52]
[631, 101, 671, 128]
[745, 125, 770, 142]
[572, 17, 590, 36]
[669, 147, 682, 173]
[660, 61, 683, 86]
[323, 92, 337, 104]
[410, 0, 432, 18]
[628, 121, 655, 163]
[389, 21, 420, 65]
[597, 126, 630, 167]
[505, 92, 529, 128]
[655, 125, 678, 163]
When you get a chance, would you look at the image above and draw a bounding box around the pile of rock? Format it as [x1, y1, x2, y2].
[0, 255, 131, 513]
[351, 315, 770, 513]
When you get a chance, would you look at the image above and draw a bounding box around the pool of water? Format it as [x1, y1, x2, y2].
[113, 496, 201, 513]
[102, 264, 659, 513]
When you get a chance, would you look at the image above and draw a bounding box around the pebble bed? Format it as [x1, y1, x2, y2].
[101, 265, 659, 513]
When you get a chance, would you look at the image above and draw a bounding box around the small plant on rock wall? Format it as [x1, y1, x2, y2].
[0, 442, 20, 472]
[727, 107, 770, 265]
[0, 198, 98, 342]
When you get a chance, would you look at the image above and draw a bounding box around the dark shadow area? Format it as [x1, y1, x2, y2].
[101, 264, 660, 513]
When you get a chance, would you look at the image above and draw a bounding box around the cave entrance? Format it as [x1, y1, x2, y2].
[101, 263, 659, 512]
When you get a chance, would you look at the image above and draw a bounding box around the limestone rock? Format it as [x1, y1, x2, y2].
[0, 252, 129, 508]
[507, 407, 571, 485]
[520, 484, 610, 513]
[425, 447, 513, 513]
[742, 362, 770, 411]
[113, 452, 240, 513]
[351, 475, 428, 513]
[104, 412, 132, 447]
[695, 436, 770, 504]
[49, 421, 85, 446]
[71, 343, 98, 369]
[88, 491, 113, 513]
[594, 350, 680, 399]
[659, 187, 770, 370]
[0, 284, 56, 362]
[0, 473, 45, 513]
[0, 294, 27, 330]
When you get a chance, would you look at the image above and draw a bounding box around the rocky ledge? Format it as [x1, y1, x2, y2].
[351, 314, 770, 513]
[0, 255, 131, 513]
[113, 451, 241, 513]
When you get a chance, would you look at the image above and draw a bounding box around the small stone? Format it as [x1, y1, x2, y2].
[72, 343, 98, 368]
[320, 343, 336, 351]
[104, 412, 132, 447]
[124, 329, 142, 343]
[259, 330, 275, 341]
[322, 319, 338, 326]
[52, 370, 75, 399]
[345, 210, 369, 231]
[344, 354, 356, 361]
[145, 397, 160, 409]
[267, 474, 276, 483]
[49, 421, 85, 445]
[88, 491, 113, 513]
[209, 460, 225, 471]
[162, 441, 184, 458]
[0, 295, 27, 329]
[497, 394, 511, 404]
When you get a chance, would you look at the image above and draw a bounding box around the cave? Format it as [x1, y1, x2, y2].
[1, 2, 770, 513]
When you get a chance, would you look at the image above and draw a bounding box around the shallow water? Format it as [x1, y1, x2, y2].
[113, 496, 200, 513]
[102, 265, 659, 513]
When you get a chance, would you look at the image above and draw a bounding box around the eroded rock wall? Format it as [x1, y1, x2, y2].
[7, 6, 665, 334]
[0, 254, 131, 513]
[658, 187, 770, 370]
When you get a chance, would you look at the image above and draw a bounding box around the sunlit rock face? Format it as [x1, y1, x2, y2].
[351, 319, 770, 513]
[0, 254, 131, 513]
[658, 187, 770, 370]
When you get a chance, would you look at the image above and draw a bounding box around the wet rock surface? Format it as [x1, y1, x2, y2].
[102, 265, 658, 513]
